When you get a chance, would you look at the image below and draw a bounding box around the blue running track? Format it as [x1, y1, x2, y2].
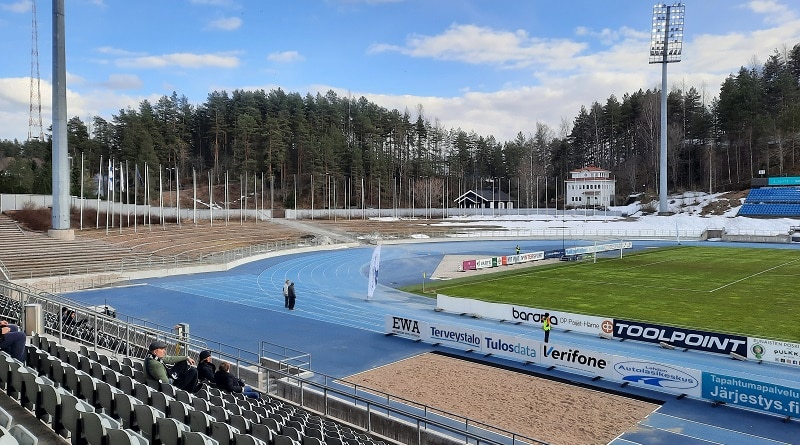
[66, 240, 800, 445]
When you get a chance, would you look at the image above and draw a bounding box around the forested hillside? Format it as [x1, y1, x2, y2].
[1, 43, 798, 209]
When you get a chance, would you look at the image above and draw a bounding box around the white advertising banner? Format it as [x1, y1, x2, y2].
[522, 251, 545, 262]
[436, 295, 612, 336]
[385, 315, 427, 340]
[383, 314, 794, 415]
[475, 258, 492, 269]
[541, 342, 616, 379]
[425, 322, 484, 351]
[611, 359, 702, 398]
[748, 337, 800, 368]
[481, 332, 541, 364]
[385, 315, 702, 400]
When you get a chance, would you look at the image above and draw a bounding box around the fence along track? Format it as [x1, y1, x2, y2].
[0, 279, 549, 445]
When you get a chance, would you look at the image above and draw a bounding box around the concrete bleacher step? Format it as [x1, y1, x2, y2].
[0, 212, 315, 280]
[0, 214, 159, 279]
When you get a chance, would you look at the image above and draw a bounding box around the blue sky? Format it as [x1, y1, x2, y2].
[1, 0, 799, 143]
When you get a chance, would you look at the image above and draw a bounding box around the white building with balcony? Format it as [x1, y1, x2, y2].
[565, 166, 615, 208]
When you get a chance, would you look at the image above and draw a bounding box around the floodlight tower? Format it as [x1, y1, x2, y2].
[50, 0, 73, 239]
[649, 2, 684, 214]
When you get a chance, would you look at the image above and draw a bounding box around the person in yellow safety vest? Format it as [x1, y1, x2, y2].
[542, 312, 551, 343]
[516, 245, 521, 255]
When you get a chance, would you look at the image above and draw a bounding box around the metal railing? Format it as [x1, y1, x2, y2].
[0, 279, 549, 445]
[0, 258, 10, 281]
[260, 340, 312, 373]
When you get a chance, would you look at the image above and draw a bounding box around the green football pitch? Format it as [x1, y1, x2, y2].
[403, 246, 800, 342]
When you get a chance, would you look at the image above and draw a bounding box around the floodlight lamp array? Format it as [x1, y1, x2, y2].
[649, 2, 685, 64]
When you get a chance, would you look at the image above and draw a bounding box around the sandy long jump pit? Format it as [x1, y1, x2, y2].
[344, 353, 659, 445]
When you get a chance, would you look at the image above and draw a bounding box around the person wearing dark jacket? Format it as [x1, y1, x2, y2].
[214, 361, 261, 399]
[144, 340, 201, 393]
[0, 320, 27, 362]
[287, 281, 296, 310]
[197, 350, 216, 386]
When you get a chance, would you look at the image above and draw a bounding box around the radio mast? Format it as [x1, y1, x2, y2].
[28, 0, 44, 141]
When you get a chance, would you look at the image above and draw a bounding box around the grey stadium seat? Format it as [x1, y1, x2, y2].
[133, 403, 164, 444]
[157, 416, 190, 445]
[113, 393, 142, 430]
[107, 428, 149, 445]
[82, 410, 121, 445]
[210, 421, 238, 445]
[188, 409, 213, 436]
[9, 424, 38, 445]
[183, 430, 220, 445]
[235, 432, 268, 445]
[274, 434, 302, 445]
[250, 423, 274, 444]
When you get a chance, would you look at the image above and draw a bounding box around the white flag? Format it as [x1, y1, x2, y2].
[120, 165, 125, 193]
[108, 160, 114, 193]
[367, 244, 381, 300]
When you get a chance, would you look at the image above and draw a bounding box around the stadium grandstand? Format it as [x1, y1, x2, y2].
[1, 192, 799, 444]
[0, 201, 541, 444]
[0, 280, 537, 445]
[738, 176, 800, 217]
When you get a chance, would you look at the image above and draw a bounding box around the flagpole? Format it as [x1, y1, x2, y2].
[105, 159, 111, 234]
[79, 152, 84, 230]
[193, 168, 197, 226]
[159, 164, 164, 229]
[125, 160, 130, 227]
[176, 165, 181, 228]
[145, 162, 151, 231]
[96, 155, 102, 229]
[310, 174, 314, 220]
[208, 171, 213, 227]
[118, 161, 123, 233]
[261, 172, 265, 222]
[134, 164, 138, 233]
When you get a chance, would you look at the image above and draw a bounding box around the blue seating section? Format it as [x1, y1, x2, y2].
[739, 188, 800, 217]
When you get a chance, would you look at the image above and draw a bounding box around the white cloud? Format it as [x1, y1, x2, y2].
[94, 74, 143, 90]
[95, 47, 148, 57]
[368, 24, 587, 69]
[268, 51, 304, 63]
[0, 78, 30, 109]
[0, 0, 29, 13]
[116, 53, 240, 69]
[208, 16, 242, 31]
[746, 0, 797, 24]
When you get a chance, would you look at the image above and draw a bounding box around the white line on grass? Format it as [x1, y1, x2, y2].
[708, 257, 800, 293]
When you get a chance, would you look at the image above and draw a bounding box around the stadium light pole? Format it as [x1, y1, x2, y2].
[649, 2, 684, 214]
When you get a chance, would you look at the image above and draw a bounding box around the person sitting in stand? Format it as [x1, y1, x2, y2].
[62, 307, 87, 327]
[197, 350, 217, 387]
[214, 361, 261, 399]
[144, 340, 201, 393]
[0, 320, 27, 362]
